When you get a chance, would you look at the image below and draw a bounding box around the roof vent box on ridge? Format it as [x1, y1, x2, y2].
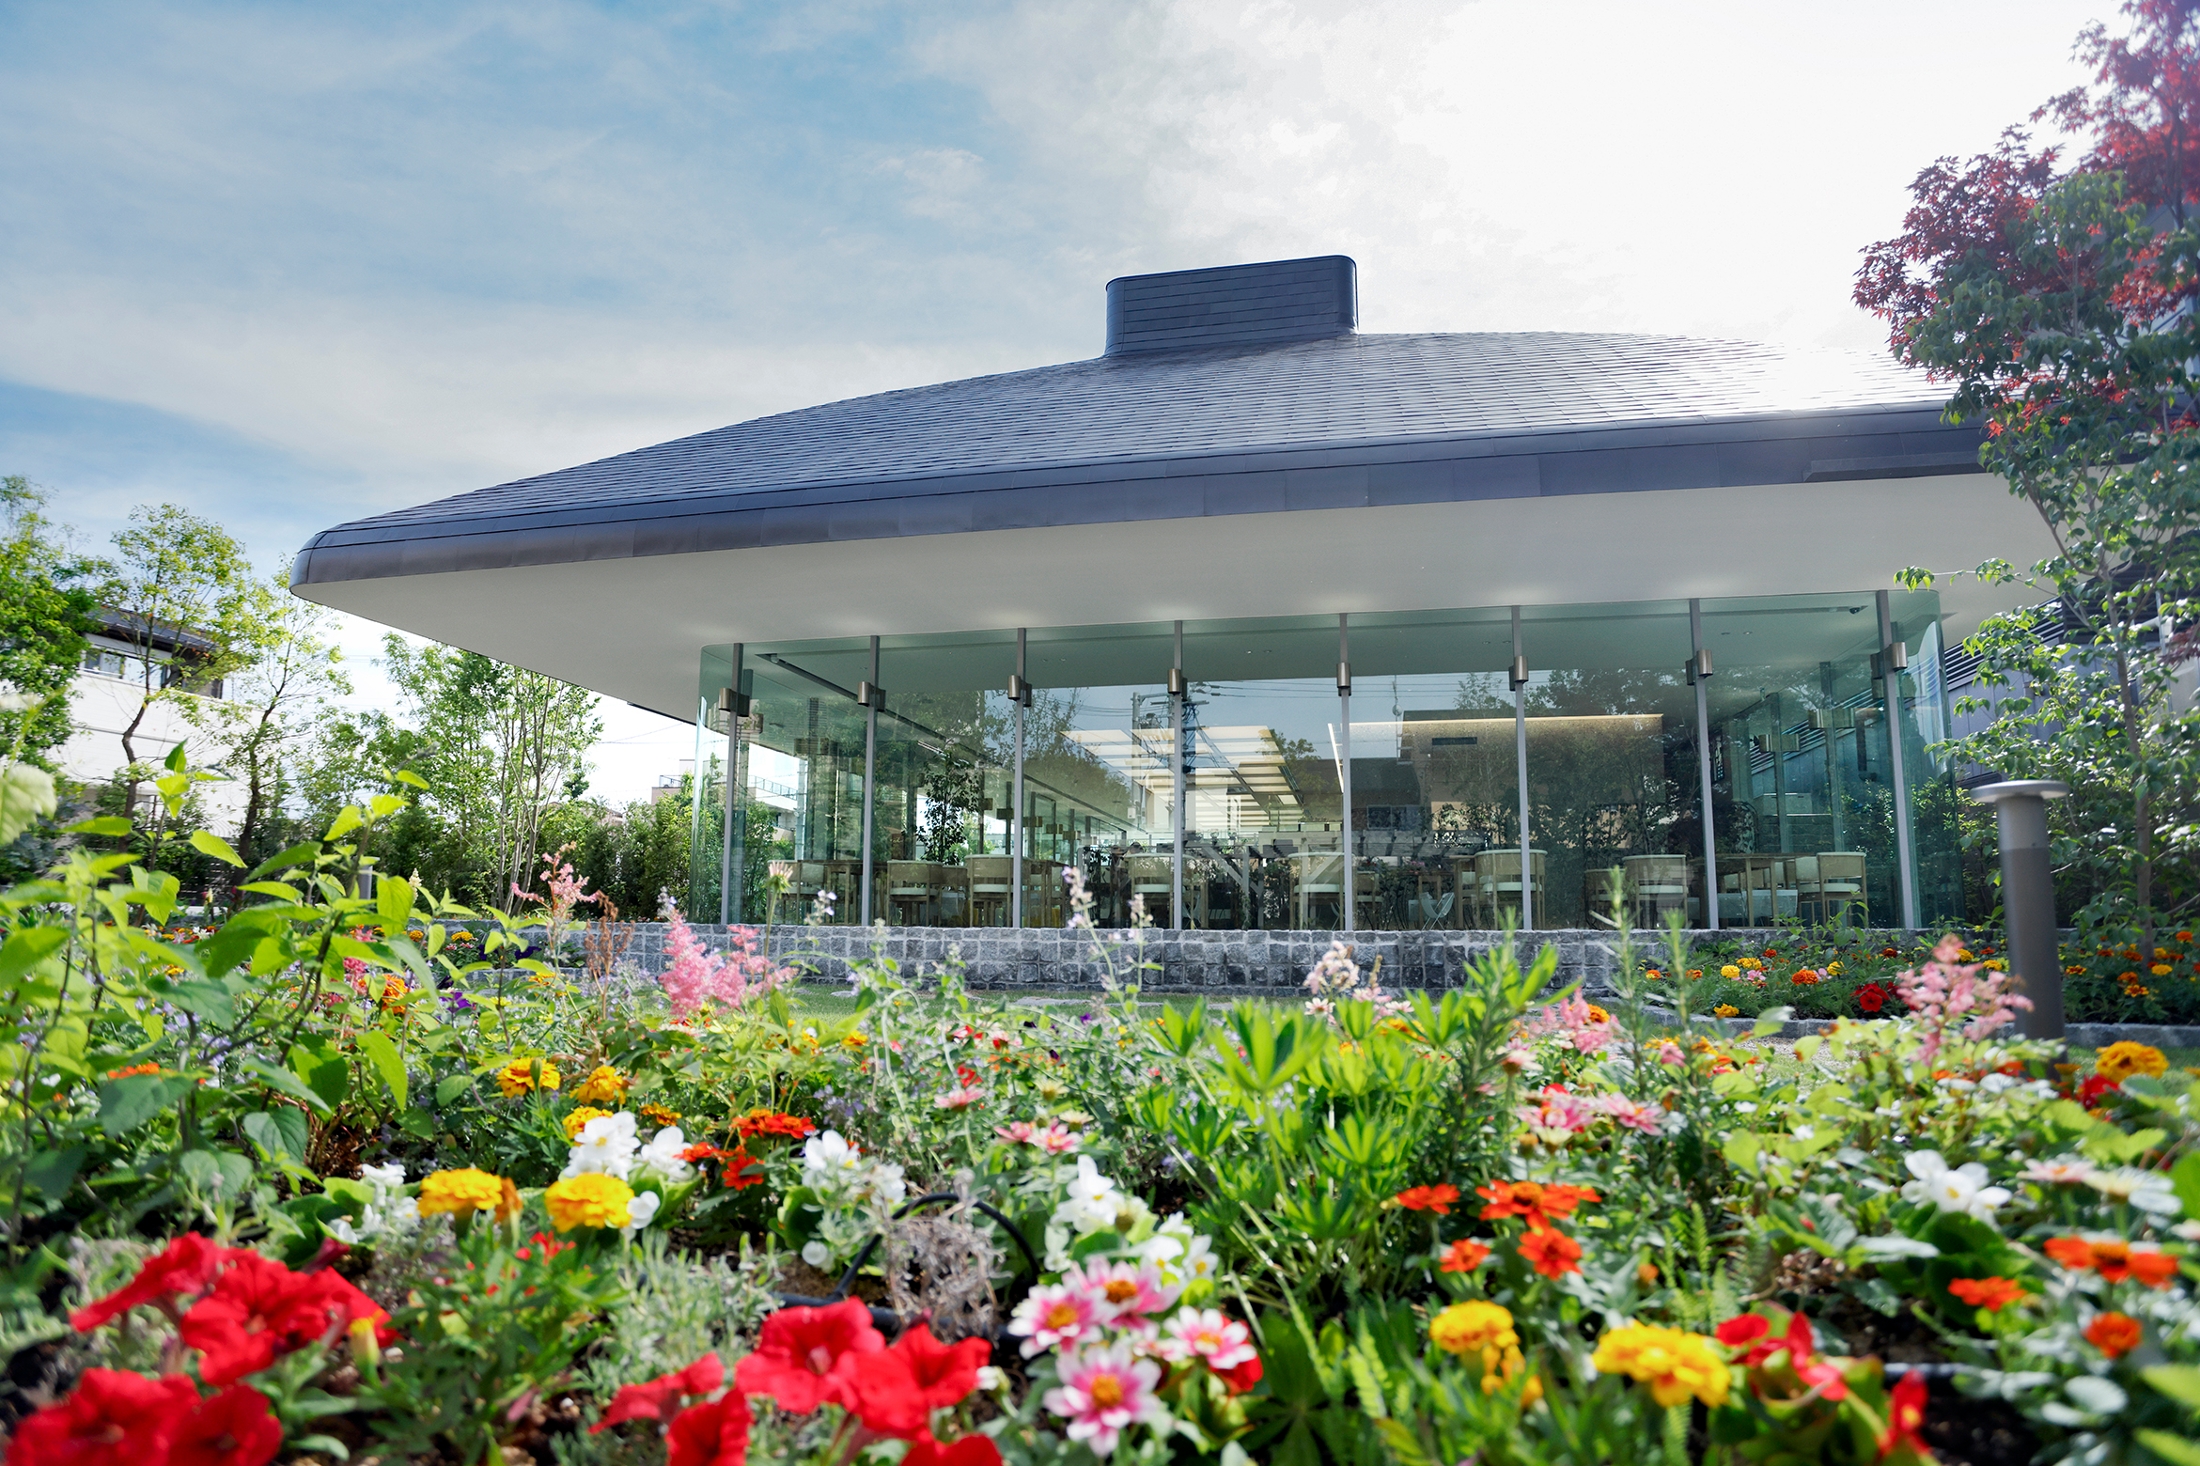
[1104, 255, 1358, 356]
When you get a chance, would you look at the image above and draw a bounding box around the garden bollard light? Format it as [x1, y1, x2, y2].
[1969, 779, 2069, 1041]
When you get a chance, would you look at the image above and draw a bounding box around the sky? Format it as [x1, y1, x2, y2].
[0, 0, 2113, 802]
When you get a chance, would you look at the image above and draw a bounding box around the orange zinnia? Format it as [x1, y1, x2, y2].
[2044, 1237, 2180, 1287]
[1438, 1239, 1491, 1273]
[1517, 1228, 1583, 1278]
[2085, 1311, 2141, 1358]
[1477, 1179, 1600, 1231]
[1397, 1184, 1461, 1215]
[1948, 1277, 2027, 1312]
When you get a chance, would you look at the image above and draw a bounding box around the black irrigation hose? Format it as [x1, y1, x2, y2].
[771, 1191, 1044, 1340]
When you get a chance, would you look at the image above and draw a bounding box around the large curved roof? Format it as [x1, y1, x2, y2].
[295, 260, 1977, 589]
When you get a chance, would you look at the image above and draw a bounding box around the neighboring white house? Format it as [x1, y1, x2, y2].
[59, 610, 248, 831]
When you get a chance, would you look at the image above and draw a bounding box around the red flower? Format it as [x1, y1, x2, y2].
[844, 1348, 930, 1437]
[170, 1384, 283, 1466]
[1715, 1314, 1771, 1354]
[2045, 1237, 2179, 1287]
[71, 1233, 228, 1331]
[1396, 1184, 1460, 1215]
[1878, 1372, 1928, 1458]
[905, 1435, 1005, 1466]
[2086, 1311, 2142, 1358]
[2076, 1074, 2119, 1106]
[665, 1391, 753, 1466]
[7, 1368, 199, 1465]
[721, 1143, 765, 1191]
[1439, 1239, 1491, 1273]
[1216, 1354, 1264, 1395]
[592, 1353, 726, 1433]
[891, 1324, 993, 1410]
[1948, 1277, 2028, 1312]
[732, 1299, 884, 1413]
[180, 1253, 385, 1386]
[1517, 1228, 1582, 1278]
[1855, 984, 1887, 1014]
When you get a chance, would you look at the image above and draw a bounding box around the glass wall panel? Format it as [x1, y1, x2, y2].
[1696, 592, 1952, 927]
[1889, 593, 1962, 925]
[687, 645, 738, 921]
[1517, 603, 1699, 930]
[874, 632, 1016, 927]
[739, 638, 872, 925]
[1024, 623, 1174, 928]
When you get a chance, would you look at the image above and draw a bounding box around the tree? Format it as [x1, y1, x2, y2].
[204, 574, 351, 872]
[1855, 0, 2200, 943]
[0, 476, 98, 772]
[95, 504, 272, 819]
[376, 637, 601, 910]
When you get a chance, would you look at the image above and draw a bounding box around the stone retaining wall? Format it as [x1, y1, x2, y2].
[584, 922, 1810, 996]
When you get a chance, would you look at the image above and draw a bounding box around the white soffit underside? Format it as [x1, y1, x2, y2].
[293, 474, 2055, 718]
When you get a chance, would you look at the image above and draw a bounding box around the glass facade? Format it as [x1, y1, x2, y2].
[695, 591, 1961, 930]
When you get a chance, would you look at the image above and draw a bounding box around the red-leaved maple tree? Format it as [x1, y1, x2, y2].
[1855, 0, 2200, 948]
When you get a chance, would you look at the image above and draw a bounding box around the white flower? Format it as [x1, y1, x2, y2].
[870, 1160, 909, 1206]
[802, 1130, 864, 1183]
[563, 1111, 640, 1180]
[360, 1162, 407, 1195]
[802, 1240, 831, 1268]
[975, 1365, 1005, 1391]
[2088, 1167, 2183, 1216]
[1901, 1150, 2011, 1221]
[622, 1189, 662, 1236]
[638, 1126, 694, 1181]
[1059, 1156, 1124, 1232]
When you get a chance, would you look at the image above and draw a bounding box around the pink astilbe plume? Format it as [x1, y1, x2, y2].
[1894, 934, 2033, 1065]
[659, 906, 791, 1018]
[1519, 996, 1614, 1054]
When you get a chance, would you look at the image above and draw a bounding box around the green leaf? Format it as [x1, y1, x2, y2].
[246, 842, 320, 880]
[0, 928, 65, 985]
[287, 1041, 350, 1109]
[398, 1107, 436, 1138]
[324, 806, 362, 841]
[2140, 1363, 2200, 1412]
[164, 741, 188, 773]
[434, 1073, 474, 1106]
[63, 815, 134, 837]
[187, 830, 246, 867]
[242, 1107, 310, 1163]
[376, 874, 415, 933]
[357, 1030, 408, 1111]
[19, 1145, 86, 1201]
[237, 1057, 332, 1113]
[2170, 1151, 2200, 1222]
[97, 1074, 195, 1136]
[177, 1148, 253, 1199]
[2135, 1431, 2200, 1466]
[392, 769, 429, 790]
[163, 979, 236, 1027]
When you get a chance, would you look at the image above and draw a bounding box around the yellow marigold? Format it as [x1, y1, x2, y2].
[640, 1102, 681, 1127]
[1591, 1324, 1730, 1409]
[563, 1105, 614, 1139]
[2096, 1041, 2169, 1082]
[1713, 1004, 1740, 1018]
[545, 1172, 634, 1231]
[2151, 963, 2174, 977]
[841, 1031, 869, 1051]
[1430, 1301, 1523, 1391]
[1739, 958, 1762, 971]
[1825, 961, 1842, 975]
[380, 976, 408, 1005]
[1984, 958, 2009, 972]
[497, 1059, 562, 1097]
[1720, 965, 1741, 979]
[1584, 1003, 1612, 1024]
[570, 1065, 629, 1105]
[417, 1167, 508, 1218]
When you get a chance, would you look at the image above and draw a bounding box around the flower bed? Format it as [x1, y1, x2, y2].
[2, 787, 2197, 1465]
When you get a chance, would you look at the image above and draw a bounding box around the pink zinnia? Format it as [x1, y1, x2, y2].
[1598, 1095, 1664, 1134]
[1008, 1283, 1103, 1357]
[995, 1121, 1038, 1145]
[1036, 1123, 1081, 1154]
[1043, 1344, 1170, 1457]
[1156, 1308, 1257, 1369]
[1067, 1259, 1178, 1325]
[934, 1086, 984, 1111]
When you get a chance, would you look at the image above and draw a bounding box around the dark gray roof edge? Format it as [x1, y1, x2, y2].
[293, 404, 1984, 589]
